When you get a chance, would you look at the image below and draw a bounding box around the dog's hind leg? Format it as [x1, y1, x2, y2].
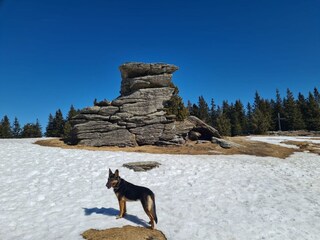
[147, 211, 155, 229]
[141, 195, 155, 229]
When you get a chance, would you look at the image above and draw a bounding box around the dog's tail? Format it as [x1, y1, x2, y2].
[151, 194, 158, 224]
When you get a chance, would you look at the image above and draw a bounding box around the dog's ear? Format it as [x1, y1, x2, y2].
[115, 169, 119, 177]
[108, 168, 113, 176]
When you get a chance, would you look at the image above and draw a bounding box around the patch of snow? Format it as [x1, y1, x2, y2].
[249, 136, 320, 149]
[0, 138, 320, 240]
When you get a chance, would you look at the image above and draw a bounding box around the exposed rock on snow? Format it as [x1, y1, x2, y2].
[123, 161, 161, 172]
[70, 62, 220, 147]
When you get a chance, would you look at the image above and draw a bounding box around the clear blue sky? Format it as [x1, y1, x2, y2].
[0, 0, 319, 129]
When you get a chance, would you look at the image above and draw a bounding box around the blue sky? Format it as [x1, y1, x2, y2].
[0, 0, 319, 129]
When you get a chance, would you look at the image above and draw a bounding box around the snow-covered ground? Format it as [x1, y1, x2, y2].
[0, 137, 319, 240]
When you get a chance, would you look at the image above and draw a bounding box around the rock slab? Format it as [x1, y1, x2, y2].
[123, 161, 161, 172]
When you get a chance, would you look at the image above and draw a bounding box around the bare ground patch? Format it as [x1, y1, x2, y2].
[81, 225, 167, 240]
[35, 137, 297, 159]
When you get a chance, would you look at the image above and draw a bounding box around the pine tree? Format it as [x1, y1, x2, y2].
[306, 92, 320, 130]
[314, 87, 320, 107]
[45, 114, 55, 137]
[230, 100, 246, 136]
[210, 98, 218, 127]
[251, 92, 272, 134]
[21, 120, 42, 138]
[52, 109, 65, 137]
[251, 108, 270, 134]
[253, 91, 262, 110]
[0, 115, 12, 138]
[21, 124, 33, 138]
[66, 105, 79, 121]
[197, 96, 210, 124]
[187, 100, 193, 114]
[35, 119, 42, 137]
[189, 104, 199, 117]
[221, 100, 230, 114]
[216, 112, 231, 136]
[215, 101, 232, 136]
[246, 102, 253, 134]
[271, 89, 285, 131]
[283, 88, 305, 130]
[63, 121, 73, 139]
[63, 105, 80, 141]
[164, 83, 188, 121]
[45, 109, 65, 137]
[164, 95, 188, 121]
[12, 117, 22, 138]
[297, 92, 308, 129]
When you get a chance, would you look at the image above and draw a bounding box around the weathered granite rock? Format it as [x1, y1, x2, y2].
[211, 137, 240, 149]
[70, 62, 220, 147]
[187, 116, 221, 139]
[123, 161, 161, 172]
[189, 131, 202, 141]
[120, 62, 178, 78]
[121, 74, 173, 96]
[78, 129, 136, 147]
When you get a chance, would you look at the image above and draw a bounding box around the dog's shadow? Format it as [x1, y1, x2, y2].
[83, 207, 149, 227]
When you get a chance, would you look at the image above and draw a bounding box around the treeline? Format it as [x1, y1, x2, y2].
[188, 87, 320, 136]
[45, 105, 79, 138]
[0, 116, 42, 138]
[0, 105, 79, 139]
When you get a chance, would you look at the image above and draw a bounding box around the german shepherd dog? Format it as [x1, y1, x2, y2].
[106, 169, 158, 229]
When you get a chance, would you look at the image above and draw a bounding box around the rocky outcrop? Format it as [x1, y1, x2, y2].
[70, 62, 220, 147]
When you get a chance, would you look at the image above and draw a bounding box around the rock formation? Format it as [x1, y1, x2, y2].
[70, 62, 220, 147]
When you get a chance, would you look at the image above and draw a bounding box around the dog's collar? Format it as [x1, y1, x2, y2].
[113, 178, 122, 191]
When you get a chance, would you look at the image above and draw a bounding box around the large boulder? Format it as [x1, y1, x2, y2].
[70, 62, 220, 147]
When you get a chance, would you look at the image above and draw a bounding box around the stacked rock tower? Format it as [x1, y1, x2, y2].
[70, 62, 220, 147]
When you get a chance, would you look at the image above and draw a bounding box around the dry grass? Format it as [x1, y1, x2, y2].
[35, 136, 298, 159]
[82, 225, 167, 240]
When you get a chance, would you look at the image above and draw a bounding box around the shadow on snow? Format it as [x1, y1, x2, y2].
[83, 207, 149, 227]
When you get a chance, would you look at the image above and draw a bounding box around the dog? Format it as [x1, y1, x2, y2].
[106, 168, 158, 229]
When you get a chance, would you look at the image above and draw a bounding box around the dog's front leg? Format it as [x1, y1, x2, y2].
[123, 201, 127, 215]
[116, 199, 126, 219]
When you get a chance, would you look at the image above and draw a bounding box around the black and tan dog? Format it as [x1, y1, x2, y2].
[106, 169, 158, 229]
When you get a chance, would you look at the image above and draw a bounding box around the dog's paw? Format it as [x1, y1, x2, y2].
[116, 215, 122, 219]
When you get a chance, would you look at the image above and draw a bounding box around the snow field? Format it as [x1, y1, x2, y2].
[0, 138, 320, 240]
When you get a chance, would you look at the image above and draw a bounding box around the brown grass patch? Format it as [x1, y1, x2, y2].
[35, 137, 298, 158]
[81, 225, 166, 240]
[283, 140, 320, 155]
